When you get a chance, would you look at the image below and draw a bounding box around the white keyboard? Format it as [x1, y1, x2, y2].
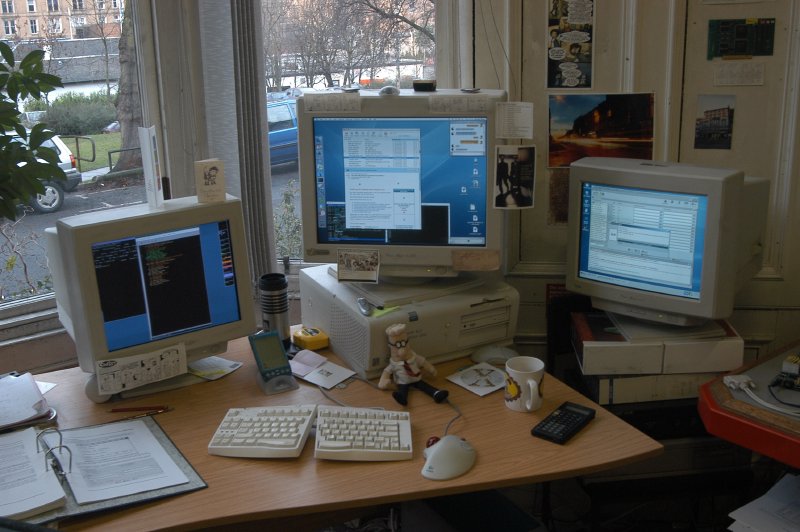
[314, 405, 413, 461]
[207, 405, 413, 461]
[208, 405, 316, 458]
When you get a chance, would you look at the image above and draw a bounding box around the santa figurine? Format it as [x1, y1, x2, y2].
[378, 323, 449, 406]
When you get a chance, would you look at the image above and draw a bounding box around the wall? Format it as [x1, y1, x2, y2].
[473, 0, 800, 361]
[15, 38, 121, 84]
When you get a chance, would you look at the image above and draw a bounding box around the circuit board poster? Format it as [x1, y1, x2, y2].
[547, 0, 594, 89]
[707, 18, 775, 60]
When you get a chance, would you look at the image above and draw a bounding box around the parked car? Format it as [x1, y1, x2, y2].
[267, 99, 298, 166]
[14, 134, 82, 214]
[101, 120, 120, 134]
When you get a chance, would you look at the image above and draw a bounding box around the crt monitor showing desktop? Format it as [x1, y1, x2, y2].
[566, 157, 769, 327]
[298, 89, 507, 279]
[46, 195, 257, 400]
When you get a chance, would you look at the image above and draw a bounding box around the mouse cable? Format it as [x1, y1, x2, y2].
[315, 375, 386, 409]
[442, 399, 463, 436]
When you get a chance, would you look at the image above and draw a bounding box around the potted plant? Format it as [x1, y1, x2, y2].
[0, 42, 65, 220]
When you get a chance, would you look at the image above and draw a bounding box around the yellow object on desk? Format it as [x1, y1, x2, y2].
[292, 326, 330, 350]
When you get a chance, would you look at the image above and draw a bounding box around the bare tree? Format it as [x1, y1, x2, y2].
[111, 4, 141, 172]
[262, 0, 292, 90]
[338, 7, 395, 86]
[79, 0, 120, 96]
[290, 0, 351, 88]
[263, 0, 434, 89]
[349, 0, 434, 43]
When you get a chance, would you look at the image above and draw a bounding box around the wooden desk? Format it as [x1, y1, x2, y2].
[40, 338, 662, 531]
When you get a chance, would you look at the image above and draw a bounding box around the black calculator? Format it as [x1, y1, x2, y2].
[531, 401, 596, 444]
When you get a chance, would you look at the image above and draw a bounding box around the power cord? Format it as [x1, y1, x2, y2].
[723, 374, 800, 417]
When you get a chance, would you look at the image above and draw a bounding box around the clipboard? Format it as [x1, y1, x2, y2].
[27, 416, 206, 525]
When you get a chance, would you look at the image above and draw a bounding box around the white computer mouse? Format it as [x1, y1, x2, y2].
[421, 435, 476, 480]
[470, 345, 518, 366]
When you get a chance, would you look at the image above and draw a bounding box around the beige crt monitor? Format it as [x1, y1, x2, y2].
[46, 195, 257, 402]
[297, 88, 508, 281]
[565, 158, 769, 327]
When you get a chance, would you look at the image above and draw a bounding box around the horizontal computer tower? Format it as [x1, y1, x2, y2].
[299, 265, 520, 379]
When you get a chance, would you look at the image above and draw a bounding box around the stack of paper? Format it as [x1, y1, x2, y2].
[0, 427, 66, 519]
[728, 473, 800, 531]
[0, 373, 55, 431]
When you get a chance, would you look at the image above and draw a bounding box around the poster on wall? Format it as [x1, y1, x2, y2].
[707, 18, 775, 60]
[494, 145, 535, 209]
[547, 0, 594, 89]
[548, 93, 655, 168]
[694, 95, 735, 150]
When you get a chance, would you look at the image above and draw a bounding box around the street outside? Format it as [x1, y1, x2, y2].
[1, 163, 300, 301]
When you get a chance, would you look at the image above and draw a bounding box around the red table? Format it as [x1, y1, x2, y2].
[698, 344, 800, 468]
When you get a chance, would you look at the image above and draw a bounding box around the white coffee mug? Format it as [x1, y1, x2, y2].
[504, 356, 545, 412]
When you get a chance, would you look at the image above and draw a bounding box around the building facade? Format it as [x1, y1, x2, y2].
[0, 0, 122, 41]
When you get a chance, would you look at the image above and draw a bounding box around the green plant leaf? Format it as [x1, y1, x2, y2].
[33, 72, 63, 88]
[13, 124, 27, 141]
[6, 76, 19, 102]
[28, 123, 52, 148]
[18, 50, 44, 71]
[0, 42, 14, 68]
[0, 197, 18, 221]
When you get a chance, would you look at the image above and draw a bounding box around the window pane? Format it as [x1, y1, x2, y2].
[0, 3, 144, 305]
[262, 0, 435, 260]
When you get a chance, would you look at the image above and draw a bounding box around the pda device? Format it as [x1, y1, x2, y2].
[248, 330, 299, 395]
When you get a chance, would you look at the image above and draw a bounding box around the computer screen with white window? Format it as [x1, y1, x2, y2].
[576, 183, 708, 302]
[566, 157, 769, 326]
[298, 89, 507, 281]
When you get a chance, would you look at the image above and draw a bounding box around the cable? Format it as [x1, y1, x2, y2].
[316, 376, 386, 409]
[442, 399, 462, 436]
[724, 375, 800, 417]
[768, 384, 800, 408]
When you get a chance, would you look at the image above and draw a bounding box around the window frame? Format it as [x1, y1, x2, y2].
[0, 0, 463, 373]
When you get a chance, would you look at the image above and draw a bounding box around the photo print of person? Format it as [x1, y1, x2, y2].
[495, 146, 536, 209]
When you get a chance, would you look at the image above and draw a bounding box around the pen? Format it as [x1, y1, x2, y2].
[117, 408, 172, 421]
[109, 406, 168, 413]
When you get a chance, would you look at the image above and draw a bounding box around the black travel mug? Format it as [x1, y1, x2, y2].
[258, 273, 290, 347]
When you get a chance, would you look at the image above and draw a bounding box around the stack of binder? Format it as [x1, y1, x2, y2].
[0, 411, 206, 524]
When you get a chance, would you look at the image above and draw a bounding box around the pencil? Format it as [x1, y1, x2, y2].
[109, 406, 169, 413]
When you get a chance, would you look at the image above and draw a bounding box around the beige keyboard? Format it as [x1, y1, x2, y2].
[314, 405, 413, 461]
[208, 405, 316, 458]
